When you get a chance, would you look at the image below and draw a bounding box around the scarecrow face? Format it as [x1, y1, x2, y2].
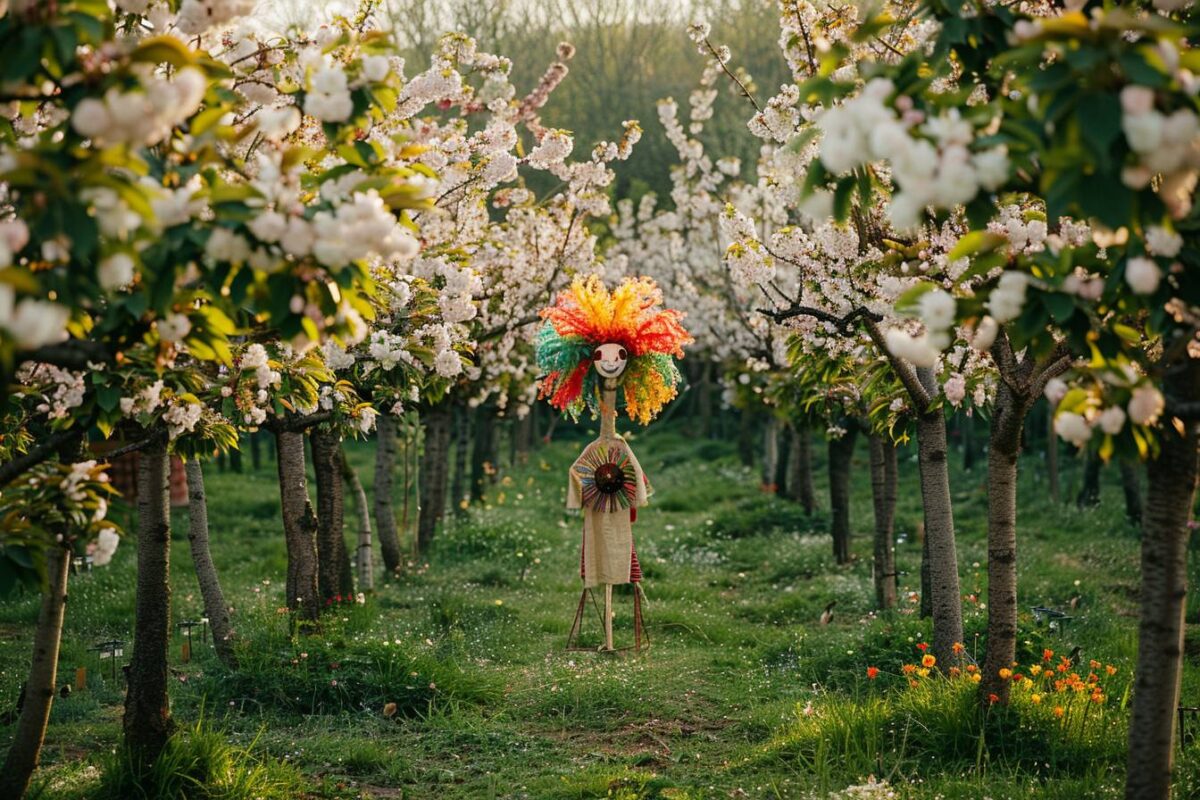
[592, 342, 628, 379]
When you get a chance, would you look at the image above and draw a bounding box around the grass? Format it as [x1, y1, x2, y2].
[0, 414, 1192, 798]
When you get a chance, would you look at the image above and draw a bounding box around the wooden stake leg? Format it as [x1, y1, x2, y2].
[603, 585, 614, 651]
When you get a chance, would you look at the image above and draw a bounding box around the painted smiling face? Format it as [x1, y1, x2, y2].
[592, 342, 628, 380]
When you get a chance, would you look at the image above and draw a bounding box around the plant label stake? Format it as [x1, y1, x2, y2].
[536, 276, 692, 653]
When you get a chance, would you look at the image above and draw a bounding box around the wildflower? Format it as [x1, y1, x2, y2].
[917, 668, 931, 678]
[970, 673, 982, 684]
[902, 664, 917, 675]
[1054, 706, 1065, 718]
[966, 664, 978, 674]
[988, 693, 1000, 705]
[1031, 694, 1043, 705]
[916, 642, 929, 652]
[999, 668, 1013, 680]
[1030, 665, 1042, 676]
[383, 702, 397, 717]
[1106, 665, 1118, 676]
[909, 679, 920, 688]
[330, 679, 338, 687]
[1043, 649, 1054, 662]
[1090, 659, 1101, 670]
[1021, 678, 1034, 691]
[949, 667, 961, 678]
[952, 642, 965, 655]
[867, 667, 880, 680]
[922, 654, 937, 668]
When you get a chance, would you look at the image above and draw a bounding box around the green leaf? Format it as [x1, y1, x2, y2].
[1042, 292, 1075, 323]
[894, 281, 938, 314]
[130, 36, 197, 68]
[96, 385, 121, 412]
[948, 231, 1007, 262]
[1078, 92, 1122, 159]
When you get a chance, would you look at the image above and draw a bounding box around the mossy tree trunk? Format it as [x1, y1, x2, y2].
[374, 414, 403, 576]
[786, 424, 816, 514]
[1125, 362, 1200, 800]
[868, 434, 898, 610]
[0, 544, 70, 799]
[184, 460, 235, 668]
[417, 403, 452, 553]
[123, 438, 174, 764]
[452, 404, 469, 514]
[981, 335, 1070, 705]
[828, 420, 858, 565]
[311, 426, 352, 601]
[276, 429, 319, 623]
[913, 367, 963, 667]
[1077, 449, 1102, 508]
[341, 447, 374, 593]
[1119, 458, 1144, 527]
[762, 416, 780, 492]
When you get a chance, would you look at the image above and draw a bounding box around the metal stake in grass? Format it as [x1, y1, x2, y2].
[90, 640, 125, 683]
[177, 620, 204, 663]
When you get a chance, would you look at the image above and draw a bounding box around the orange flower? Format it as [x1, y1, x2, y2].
[1043, 649, 1054, 662]
[1090, 659, 1101, 670]
[902, 664, 916, 675]
[867, 666, 880, 680]
[922, 654, 937, 668]
[1031, 693, 1043, 705]
[1054, 706, 1065, 718]
[999, 668, 1013, 680]
[952, 642, 965, 655]
[966, 664, 978, 674]
[949, 667, 961, 678]
[916, 642, 929, 652]
[1106, 665, 1118, 676]
[1030, 665, 1042, 676]
[970, 673, 982, 684]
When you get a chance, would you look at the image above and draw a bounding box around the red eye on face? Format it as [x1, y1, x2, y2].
[618, 348, 627, 360]
[593, 350, 602, 361]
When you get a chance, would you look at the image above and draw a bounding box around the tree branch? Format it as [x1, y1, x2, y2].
[0, 426, 88, 488]
[18, 341, 112, 370]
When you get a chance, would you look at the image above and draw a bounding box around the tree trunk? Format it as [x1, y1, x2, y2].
[249, 430, 262, 471]
[786, 424, 816, 514]
[920, 528, 932, 618]
[123, 438, 174, 763]
[961, 413, 977, 472]
[417, 403, 452, 553]
[828, 422, 858, 565]
[452, 404, 469, 513]
[914, 367, 963, 667]
[341, 448, 374, 593]
[1077, 449, 1102, 508]
[470, 406, 496, 502]
[980, 380, 1027, 705]
[775, 426, 790, 496]
[374, 415, 403, 576]
[1125, 366, 1199, 800]
[698, 360, 714, 439]
[868, 435, 898, 611]
[1046, 403, 1060, 504]
[737, 407, 756, 467]
[276, 429, 319, 623]
[311, 427, 351, 601]
[0, 544, 70, 799]
[1120, 458, 1144, 527]
[514, 412, 532, 465]
[183, 460, 235, 669]
[762, 416, 780, 492]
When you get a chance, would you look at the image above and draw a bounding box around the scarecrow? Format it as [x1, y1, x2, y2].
[536, 275, 692, 651]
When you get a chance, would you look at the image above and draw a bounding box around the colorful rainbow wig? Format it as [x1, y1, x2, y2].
[536, 275, 693, 425]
